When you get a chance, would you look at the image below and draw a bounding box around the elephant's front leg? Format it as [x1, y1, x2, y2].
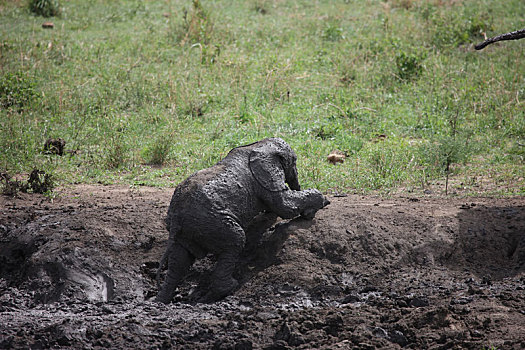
[263, 188, 328, 220]
[156, 242, 195, 304]
[199, 218, 245, 303]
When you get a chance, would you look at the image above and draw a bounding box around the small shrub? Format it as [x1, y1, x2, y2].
[0, 72, 39, 111]
[105, 136, 129, 169]
[27, 169, 54, 194]
[311, 116, 346, 140]
[178, 0, 214, 45]
[142, 134, 172, 166]
[1, 169, 54, 196]
[417, 134, 471, 194]
[313, 124, 340, 140]
[432, 11, 493, 47]
[364, 144, 412, 190]
[323, 23, 344, 41]
[184, 97, 208, 118]
[418, 136, 468, 175]
[369, 148, 394, 180]
[28, 0, 60, 17]
[200, 43, 221, 65]
[237, 95, 254, 124]
[388, 0, 416, 10]
[338, 62, 357, 85]
[253, 0, 269, 14]
[395, 50, 426, 80]
[1, 172, 26, 196]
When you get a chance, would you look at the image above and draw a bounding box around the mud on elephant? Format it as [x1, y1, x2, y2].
[155, 138, 329, 303]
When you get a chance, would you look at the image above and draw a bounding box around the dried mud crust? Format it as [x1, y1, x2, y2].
[0, 185, 524, 349]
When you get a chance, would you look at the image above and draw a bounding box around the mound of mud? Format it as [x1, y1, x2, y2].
[1, 185, 524, 349]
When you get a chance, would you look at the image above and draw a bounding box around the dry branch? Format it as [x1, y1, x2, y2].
[475, 28, 525, 50]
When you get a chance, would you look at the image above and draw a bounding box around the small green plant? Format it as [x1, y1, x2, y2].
[323, 23, 344, 41]
[418, 134, 470, 194]
[388, 0, 416, 10]
[360, 142, 414, 190]
[200, 43, 221, 65]
[141, 134, 172, 166]
[253, 0, 269, 14]
[27, 168, 55, 194]
[105, 135, 129, 169]
[395, 49, 426, 80]
[28, 0, 60, 17]
[313, 124, 340, 140]
[0, 72, 39, 111]
[1, 169, 54, 196]
[1, 172, 25, 196]
[178, 0, 214, 45]
[237, 95, 254, 124]
[184, 97, 208, 118]
[338, 62, 357, 86]
[432, 10, 493, 47]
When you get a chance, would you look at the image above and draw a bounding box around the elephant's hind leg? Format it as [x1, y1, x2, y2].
[199, 250, 241, 303]
[156, 242, 194, 304]
[200, 219, 245, 303]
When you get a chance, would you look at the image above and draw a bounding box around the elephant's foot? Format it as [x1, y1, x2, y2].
[155, 294, 170, 304]
[198, 278, 239, 303]
[155, 289, 176, 304]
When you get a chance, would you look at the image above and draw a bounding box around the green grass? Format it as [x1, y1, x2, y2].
[1, 0, 524, 195]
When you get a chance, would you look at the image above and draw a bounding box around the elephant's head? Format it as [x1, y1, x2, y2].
[249, 138, 301, 192]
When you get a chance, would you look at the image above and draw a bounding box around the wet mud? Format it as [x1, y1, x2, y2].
[1, 185, 524, 349]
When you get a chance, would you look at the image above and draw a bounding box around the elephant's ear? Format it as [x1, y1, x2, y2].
[249, 143, 287, 192]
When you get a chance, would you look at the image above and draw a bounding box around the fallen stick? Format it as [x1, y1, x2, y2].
[475, 28, 525, 50]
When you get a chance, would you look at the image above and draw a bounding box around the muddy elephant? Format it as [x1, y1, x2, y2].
[156, 138, 329, 303]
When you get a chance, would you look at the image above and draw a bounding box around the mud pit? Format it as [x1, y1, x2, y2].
[1, 185, 524, 349]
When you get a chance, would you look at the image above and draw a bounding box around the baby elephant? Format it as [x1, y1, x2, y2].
[156, 138, 329, 303]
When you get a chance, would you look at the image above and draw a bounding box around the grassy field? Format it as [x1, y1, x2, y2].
[1, 0, 524, 196]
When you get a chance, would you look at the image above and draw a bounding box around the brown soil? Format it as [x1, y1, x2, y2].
[1, 185, 524, 349]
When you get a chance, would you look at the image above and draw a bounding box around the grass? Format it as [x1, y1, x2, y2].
[0, 0, 524, 195]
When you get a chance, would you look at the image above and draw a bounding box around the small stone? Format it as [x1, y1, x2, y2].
[409, 296, 429, 307]
[372, 327, 388, 339]
[470, 330, 483, 338]
[341, 294, 360, 304]
[388, 330, 408, 346]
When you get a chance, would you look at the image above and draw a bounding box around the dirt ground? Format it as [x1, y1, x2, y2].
[0, 185, 524, 349]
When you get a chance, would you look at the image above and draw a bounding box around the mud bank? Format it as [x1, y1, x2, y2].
[1, 185, 524, 349]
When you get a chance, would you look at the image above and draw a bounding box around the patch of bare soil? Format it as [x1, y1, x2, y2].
[1, 185, 524, 349]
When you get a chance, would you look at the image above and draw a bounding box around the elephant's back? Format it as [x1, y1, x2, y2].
[180, 164, 226, 193]
[166, 165, 226, 227]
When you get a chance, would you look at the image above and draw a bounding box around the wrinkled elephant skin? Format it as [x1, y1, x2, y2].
[156, 138, 329, 303]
